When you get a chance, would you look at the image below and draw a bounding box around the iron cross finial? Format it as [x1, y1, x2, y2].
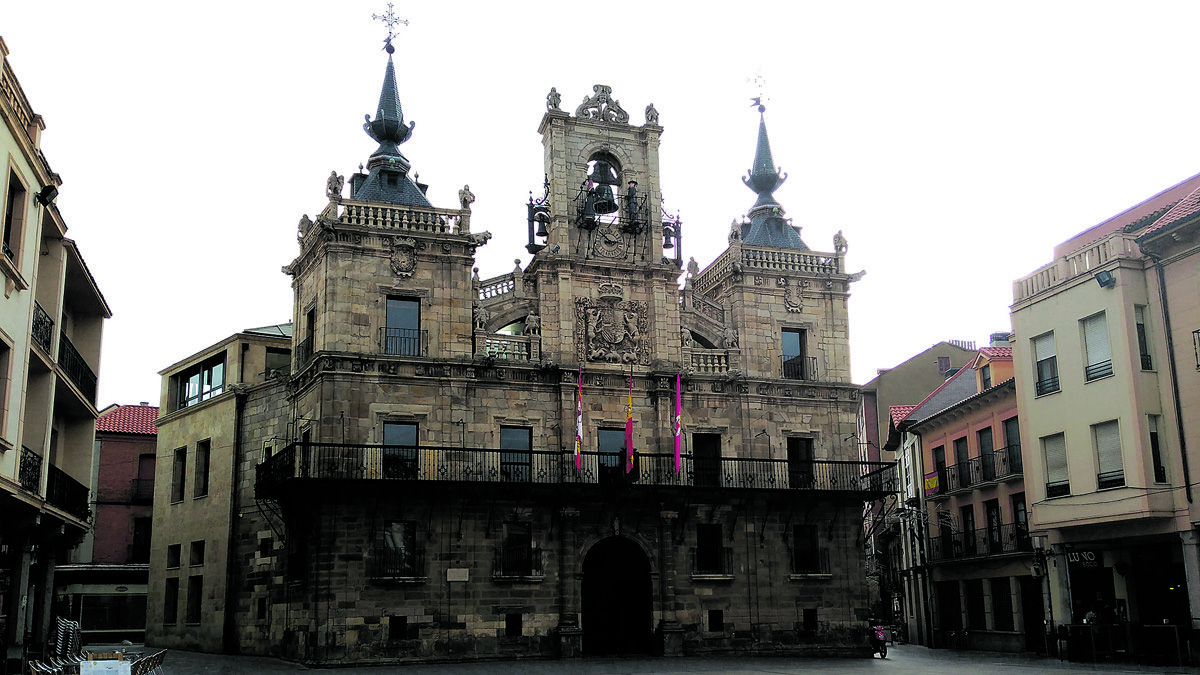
[372, 2, 409, 53]
[749, 73, 768, 113]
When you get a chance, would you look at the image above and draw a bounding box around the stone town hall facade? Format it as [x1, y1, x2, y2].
[148, 43, 893, 663]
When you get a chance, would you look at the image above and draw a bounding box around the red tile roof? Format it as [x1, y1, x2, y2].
[978, 347, 1012, 360]
[890, 405, 918, 425]
[1140, 183, 1200, 237]
[96, 404, 159, 435]
[1054, 171, 1200, 257]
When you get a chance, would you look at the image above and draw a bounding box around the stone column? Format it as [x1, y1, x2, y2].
[1180, 530, 1200, 632]
[657, 510, 683, 656]
[556, 508, 582, 658]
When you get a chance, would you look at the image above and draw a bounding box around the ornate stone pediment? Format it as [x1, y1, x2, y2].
[575, 296, 648, 364]
[575, 85, 630, 124]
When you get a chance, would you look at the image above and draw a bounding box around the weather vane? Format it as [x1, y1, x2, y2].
[749, 73, 768, 113]
[372, 2, 409, 53]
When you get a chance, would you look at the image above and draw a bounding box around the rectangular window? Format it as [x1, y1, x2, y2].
[708, 609, 724, 632]
[175, 354, 226, 410]
[383, 422, 418, 479]
[991, 578, 1014, 631]
[1003, 417, 1022, 473]
[131, 517, 151, 564]
[981, 364, 992, 389]
[1033, 333, 1059, 395]
[163, 578, 179, 625]
[597, 428, 625, 484]
[0, 341, 10, 432]
[166, 544, 181, 569]
[781, 328, 810, 380]
[1011, 493, 1029, 549]
[1082, 313, 1113, 381]
[265, 346, 290, 376]
[695, 523, 726, 574]
[803, 607, 818, 632]
[984, 499, 1001, 554]
[1043, 433, 1069, 497]
[2, 171, 28, 263]
[792, 524, 823, 573]
[190, 540, 205, 567]
[193, 439, 210, 498]
[385, 297, 421, 356]
[960, 505, 976, 556]
[953, 437, 970, 488]
[380, 521, 418, 577]
[1135, 305, 1153, 370]
[498, 522, 535, 577]
[978, 427, 995, 481]
[787, 437, 814, 489]
[185, 575, 203, 624]
[1149, 415, 1167, 483]
[171, 447, 187, 502]
[500, 426, 532, 482]
[1094, 420, 1124, 488]
[964, 578, 985, 629]
[937, 356, 951, 375]
[692, 433, 722, 488]
[932, 445, 947, 495]
[505, 613, 523, 638]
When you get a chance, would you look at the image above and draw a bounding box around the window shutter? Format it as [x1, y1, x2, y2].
[1044, 434, 1067, 483]
[1083, 314, 1111, 366]
[1094, 421, 1122, 475]
[1033, 333, 1056, 361]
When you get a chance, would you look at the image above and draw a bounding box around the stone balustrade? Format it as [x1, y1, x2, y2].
[1013, 231, 1140, 303]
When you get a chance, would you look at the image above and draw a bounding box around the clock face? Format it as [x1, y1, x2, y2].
[592, 222, 627, 259]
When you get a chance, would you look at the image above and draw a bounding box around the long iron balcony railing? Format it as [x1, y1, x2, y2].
[930, 446, 1022, 496]
[58, 331, 97, 403]
[32, 301, 54, 353]
[47, 465, 91, 521]
[256, 442, 896, 498]
[928, 522, 1033, 562]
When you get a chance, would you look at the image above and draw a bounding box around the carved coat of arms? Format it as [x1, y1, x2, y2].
[575, 296, 649, 364]
[391, 237, 417, 278]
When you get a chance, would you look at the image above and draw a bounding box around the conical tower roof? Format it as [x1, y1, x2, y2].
[353, 45, 431, 207]
[740, 112, 806, 250]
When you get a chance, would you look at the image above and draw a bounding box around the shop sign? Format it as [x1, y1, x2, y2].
[1067, 549, 1100, 568]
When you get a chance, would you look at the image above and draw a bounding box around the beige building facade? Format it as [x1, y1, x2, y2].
[0, 36, 110, 672]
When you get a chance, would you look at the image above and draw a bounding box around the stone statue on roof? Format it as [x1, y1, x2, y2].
[547, 87, 561, 111]
[834, 230, 848, 256]
[645, 103, 659, 125]
[326, 171, 344, 200]
[459, 184, 475, 211]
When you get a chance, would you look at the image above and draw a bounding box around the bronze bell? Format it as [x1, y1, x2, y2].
[662, 223, 675, 249]
[532, 206, 550, 237]
[589, 160, 619, 214]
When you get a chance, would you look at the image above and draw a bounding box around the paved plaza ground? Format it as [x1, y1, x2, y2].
[128, 643, 1196, 675]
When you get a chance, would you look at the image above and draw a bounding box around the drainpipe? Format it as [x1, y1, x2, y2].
[1141, 248, 1193, 503]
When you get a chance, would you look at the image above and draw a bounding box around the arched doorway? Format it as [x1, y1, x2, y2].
[581, 536, 653, 655]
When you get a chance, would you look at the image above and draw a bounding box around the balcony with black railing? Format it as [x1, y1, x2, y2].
[781, 355, 818, 381]
[1085, 360, 1114, 381]
[47, 464, 91, 521]
[928, 523, 1032, 562]
[58, 331, 97, 403]
[933, 446, 1023, 497]
[295, 336, 313, 367]
[1035, 376, 1060, 396]
[19, 446, 42, 492]
[372, 543, 427, 580]
[32, 301, 54, 353]
[255, 442, 896, 499]
[381, 328, 429, 357]
[493, 545, 544, 579]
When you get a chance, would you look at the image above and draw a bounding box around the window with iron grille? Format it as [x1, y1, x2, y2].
[500, 426, 532, 482]
[380, 521, 419, 577]
[1135, 306, 1152, 370]
[383, 422, 418, 479]
[1093, 420, 1124, 489]
[1033, 333, 1059, 395]
[385, 297, 421, 356]
[1149, 415, 1167, 483]
[1082, 313, 1113, 381]
[1043, 433, 1069, 497]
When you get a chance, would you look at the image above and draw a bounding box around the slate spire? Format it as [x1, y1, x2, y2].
[363, 44, 415, 172]
[740, 111, 807, 250]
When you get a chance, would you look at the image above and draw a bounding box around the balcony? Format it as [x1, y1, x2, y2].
[1035, 376, 1060, 396]
[790, 548, 832, 576]
[1085, 360, 1113, 381]
[483, 334, 535, 361]
[47, 465, 90, 521]
[295, 336, 313, 366]
[31, 301, 54, 353]
[371, 543, 427, 581]
[381, 328, 429, 357]
[58, 331, 97, 403]
[781, 355, 818, 381]
[928, 523, 1032, 562]
[255, 442, 896, 499]
[691, 545, 734, 577]
[935, 446, 1023, 496]
[19, 446, 42, 492]
[493, 545, 544, 579]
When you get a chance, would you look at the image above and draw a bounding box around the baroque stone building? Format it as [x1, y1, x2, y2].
[152, 41, 893, 663]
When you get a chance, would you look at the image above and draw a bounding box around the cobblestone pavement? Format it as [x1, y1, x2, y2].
[126, 643, 1196, 675]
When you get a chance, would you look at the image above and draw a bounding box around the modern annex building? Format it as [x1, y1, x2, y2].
[147, 39, 894, 664]
[0, 37, 110, 671]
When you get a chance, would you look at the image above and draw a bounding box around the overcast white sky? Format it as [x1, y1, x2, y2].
[5, 1, 1200, 408]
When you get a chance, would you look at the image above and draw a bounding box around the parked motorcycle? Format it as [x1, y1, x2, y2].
[869, 624, 888, 658]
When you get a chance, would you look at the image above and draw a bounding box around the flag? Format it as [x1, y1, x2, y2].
[674, 373, 682, 473]
[575, 368, 583, 472]
[625, 374, 634, 473]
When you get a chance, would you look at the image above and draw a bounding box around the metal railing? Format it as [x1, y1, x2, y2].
[943, 446, 1022, 492]
[295, 336, 313, 366]
[790, 547, 832, 575]
[691, 546, 734, 575]
[781, 355, 818, 381]
[32, 301, 54, 353]
[1097, 470, 1125, 489]
[47, 465, 90, 520]
[372, 543, 426, 579]
[1085, 360, 1113, 381]
[58, 331, 97, 403]
[1046, 480, 1070, 498]
[928, 523, 1032, 562]
[381, 328, 428, 357]
[1035, 376, 1059, 396]
[493, 545, 544, 577]
[19, 446, 41, 492]
[255, 442, 897, 498]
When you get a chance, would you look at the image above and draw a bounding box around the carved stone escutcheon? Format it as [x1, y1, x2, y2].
[391, 237, 417, 278]
[575, 295, 648, 365]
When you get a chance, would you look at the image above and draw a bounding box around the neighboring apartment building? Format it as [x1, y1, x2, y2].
[1011, 172, 1200, 664]
[146, 324, 291, 651]
[901, 347, 1042, 653]
[0, 37, 110, 672]
[858, 339, 978, 621]
[55, 404, 158, 645]
[149, 41, 894, 665]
